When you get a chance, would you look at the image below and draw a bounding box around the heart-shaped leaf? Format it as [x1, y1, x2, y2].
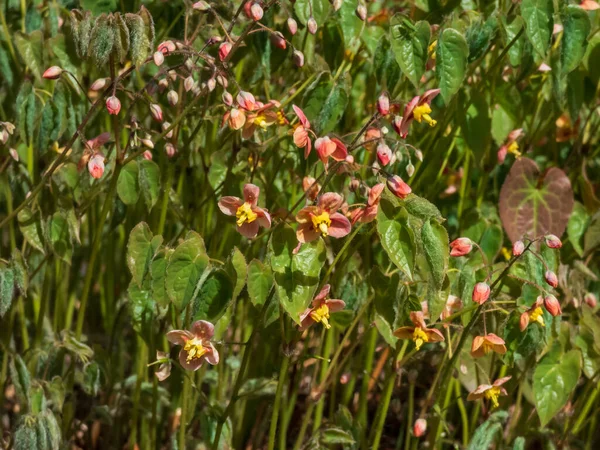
[376, 200, 415, 280]
[499, 158, 574, 243]
[560, 5, 590, 75]
[390, 19, 430, 88]
[436, 28, 468, 104]
[521, 0, 553, 57]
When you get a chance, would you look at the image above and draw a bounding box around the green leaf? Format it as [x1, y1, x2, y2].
[117, 161, 140, 205]
[47, 212, 73, 264]
[166, 232, 210, 311]
[126, 222, 163, 288]
[466, 16, 498, 62]
[533, 345, 581, 427]
[513, 437, 525, 450]
[467, 411, 508, 450]
[503, 16, 525, 67]
[227, 247, 247, 301]
[584, 212, 600, 256]
[14, 30, 44, 81]
[113, 13, 130, 64]
[247, 259, 273, 306]
[139, 159, 161, 211]
[317, 83, 348, 135]
[337, 0, 363, 49]
[521, 0, 553, 57]
[18, 208, 45, 254]
[13, 418, 38, 450]
[461, 90, 491, 158]
[128, 279, 158, 340]
[402, 195, 443, 221]
[320, 427, 356, 445]
[126, 13, 150, 68]
[376, 200, 415, 280]
[560, 5, 591, 75]
[567, 202, 589, 257]
[0, 265, 15, 317]
[436, 28, 468, 104]
[421, 219, 449, 290]
[150, 248, 172, 307]
[269, 226, 326, 324]
[89, 14, 114, 66]
[373, 36, 401, 91]
[10, 355, 31, 408]
[81, 0, 117, 14]
[10, 249, 28, 295]
[192, 269, 234, 322]
[390, 19, 430, 88]
[294, 0, 329, 25]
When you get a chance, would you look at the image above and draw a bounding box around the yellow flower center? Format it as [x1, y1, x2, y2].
[501, 247, 511, 261]
[311, 211, 332, 236]
[412, 327, 429, 351]
[236, 202, 258, 227]
[428, 40, 437, 59]
[484, 386, 502, 408]
[310, 303, 331, 329]
[253, 114, 269, 129]
[413, 104, 437, 127]
[276, 111, 286, 125]
[183, 337, 208, 363]
[530, 307, 545, 327]
[482, 340, 495, 355]
[507, 141, 521, 157]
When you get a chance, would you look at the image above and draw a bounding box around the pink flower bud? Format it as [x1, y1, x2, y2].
[406, 162, 415, 177]
[250, 3, 264, 21]
[376, 142, 392, 166]
[544, 234, 562, 249]
[162, 122, 174, 139]
[222, 91, 233, 106]
[219, 42, 232, 61]
[88, 154, 105, 179]
[207, 78, 216, 92]
[43, 66, 63, 80]
[271, 32, 287, 50]
[0, 129, 7, 145]
[392, 115, 402, 135]
[287, 18, 298, 35]
[157, 40, 176, 54]
[90, 78, 109, 91]
[141, 135, 154, 149]
[237, 91, 256, 111]
[153, 51, 165, 66]
[450, 238, 472, 257]
[472, 282, 490, 305]
[580, 0, 600, 11]
[413, 418, 427, 438]
[216, 75, 228, 88]
[414, 149, 423, 162]
[339, 372, 351, 384]
[387, 175, 411, 199]
[150, 104, 163, 122]
[584, 292, 597, 308]
[544, 295, 562, 317]
[106, 96, 121, 115]
[355, 4, 367, 21]
[293, 50, 305, 67]
[545, 270, 558, 288]
[143, 150, 153, 160]
[512, 240, 525, 256]
[9, 148, 19, 161]
[165, 143, 177, 158]
[167, 90, 179, 106]
[307, 17, 318, 35]
[377, 93, 390, 116]
[349, 179, 360, 192]
[192, 0, 211, 10]
[184, 76, 195, 92]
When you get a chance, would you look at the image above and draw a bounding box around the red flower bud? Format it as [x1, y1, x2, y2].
[377, 93, 390, 116]
[544, 234, 562, 249]
[250, 3, 264, 21]
[512, 240, 525, 256]
[271, 31, 287, 50]
[293, 50, 305, 67]
[43, 66, 63, 80]
[584, 292, 597, 308]
[143, 150, 153, 160]
[150, 104, 163, 122]
[88, 154, 105, 179]
[545, 270, 558, 288]
[376, 142, 392, 166]
[287, 18, 298, 35]
[387, 175, 411, 199]
[219, 42, 232, 61]
[413, 418, 427, 437]
[544, 295, 562, 317]
[165, 143, 177, 158]
[449, 238, 472, 257]
[472, 282, 490, 305]
[106, 96, 121, 115]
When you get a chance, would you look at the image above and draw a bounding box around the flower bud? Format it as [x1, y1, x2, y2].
[184, 76, 195, 92]
[584, 292, 597, 308]
[377, 92, 390, 116]
[106, 96, 121, 115]
[355, 4, 367, 21]
[140, 135, 154, 149]
[413, 418, 427, 438]
[88, 154, 105, 179]
[293, 50, 305, 67]
[222, 91, 233, 106]
[544, 295, 562, 317]
[166, 90, 178, 106]
[332, 0, 342, 11]
[207, 78, 216, 92]
[216, 75, 228, 88]
[150, 104, 164, 122]
[271, 31, 287, 50]
[0, 129, 8, 145]
[43, 66, 63, 80]
[250, 3, 264, 21]
[143, 150, 153, 160]
[545, 270, 558, 288]
[162, 122, 174, 139]
[9, 148, 19, 161]
[376, 142, 392, 166]
[219, 42, 232, 61]
[165, 143, 177, 158]
[406, 162, 415, 177]
[90, 78, 109, 91]
[192, 0, 211, 10]
[544, 234, 562, 249]
[519, 311, 530, 331]
[237, 91, 256, 110]
[392, 115, 403, 135]
[307, 17, 318, 34]
[512, 240, 525, 256]
[387, 175, 411, 199]
[287, 18, 298, 35]
[157, 40, 176, 54]
[450, 238, 472, 257]
[472, 282, 490, 305]
[228, 108, 246, 130]
[153, 51, 165, 66]
[349, 178, 360, 192]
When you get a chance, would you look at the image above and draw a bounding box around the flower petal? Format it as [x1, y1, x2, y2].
[218, 196, 242, 216]
[179, 350, 204, 371]
[293, 104, 310, 128]
[409, 311, 428, 329]
[237, 221, 260, 238]
[393, 326, 415, 339]
[330, 137, 348, 161]
[314, 284, 331, 302]
[192, 320, 215, 339]
[255, 207, 271, 229]
[420, 89, 440, 105]
[425, 328, 445, 342]
[326, 299, 346, 313]
[166, 330, 193, 345]
[484, 333, 505, 345]
[243, 183, 260, 206]
[204, 343, 220, 365]
[328, 213, 351, 238]
[368, 183, 385, 206]
[318, 192, 344, 212]
[296, 224, 320, 243]
[493, 376, 512, 387]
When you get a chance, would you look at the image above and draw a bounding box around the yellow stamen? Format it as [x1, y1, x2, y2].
[507, 141, 521, 157]
[501, 247, 511, 261]
[428, 40, 437, 59]
[530, 307, 545, 327]
[253, 114, 268, 129]
[413, 104, 437, 127]
[484, 386, 502, 408]
[310, 303, 331, 329]
[311, 211, 332, 236]
[412, 327, 429, 351]
[482, 341, 495, 355]
[183, 337, 208, 363]
[276, 111, 286, 125]
[236, 202, 258, 227]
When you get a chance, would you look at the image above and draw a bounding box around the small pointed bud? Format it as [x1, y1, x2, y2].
[162, 122, 173, 139]
[9, 148, 19, 161]
[219, 42, 232, 61]
[387, 175, 412, 199]
[376, 142, 392, 166]
[345, 154, 354, 164]
[140, 135, 154, 149]
[90, 78, 109, 91]
[216, 75, 228, 88]
[158, 79, 169, 90]
[143, 150, 153, 160]
[271, 31, 287, 50]
[450, 238, 473, 257]
[287, 17, 298, 35]
[167, 90, 179, 106]
[413, 419, 427, 438]
[406, 162, 415, 177]
[545, 270, 558, 288]
[349, 179, 360, 192]
[207, 78, 216, 92]
[153, 51, 165, 66]
[150, 104, 163, 122]
[43, 66, 63, 80]
[392, 115, 402, 135]
[332, 0, 343, 11]
[472, 282, 491, 305]
[0, 129, 8, 145]
[584, 292, 597, 308]
[355, 4, 367, 21]
[544, 234, 562, 249]
[414, 149, 423, 162]
[250, 3, 264, 21]
[544, 295, 562, 317]
[184, 76, 195, 92]
[519, 311, 530, 331]
[106, 96, 121, 115]
[512, 240, 525, 256]
[293, 50, 305, 67]
[307, 17, 318, 34]
[377, 92, 390, 116]
[88, 154, 105, 179]
[222, 91, 233, 106]
[165, 143, 177, 158]
[192, 0, 211, 10]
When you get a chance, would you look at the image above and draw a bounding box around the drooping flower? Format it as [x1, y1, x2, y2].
[544, 234, 562, 249]
[296, 192, 351, 243]
[470, 334, 507, 358]
[512, 240, 525, 256]
[314, 136, 348, 167]
[393, 311, 445, 351]
[497, 128, 524, 163]
[218, 183, 271, 238]
[387, 175, 411, 199]
[420, 295, 462, 324]
[237, 91, 257, 111]
[450, 238, 473, 257]
[241, 101, 279, 139]
[467, 376, 511, 408]
[88, 154, 105, 179]
[350, 183, 384, 224]
[472, 282, 491, 305]
[166, 320, 220, 371]
[299, 284, 346, 330]
[394, 89, 440, 138]
[157, 40, 177, 54]
[292, 105, 313, 157]
[519, 296, 547, 331]
[376, 142, 392, 166]
[153, 351, 172, 381]
[106, 96, 121, 115]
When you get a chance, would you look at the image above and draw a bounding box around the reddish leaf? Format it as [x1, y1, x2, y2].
[499, 158, 574, 243]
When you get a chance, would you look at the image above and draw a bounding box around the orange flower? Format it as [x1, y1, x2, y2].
[218, 183, 271, 238]
[470, 334, 507, 358]
[393, 311, 445, 351]
[166, 320, 220, 371]
[296, 193, 351, 243]
[519, 296, 548, 331]
[314, 136, 348, 168]
[299, 284, 346, 330]
[393, 89, 440, 138]
[350, 183, 384, 224]
[467, 376, 511, 408]
[291, 105, 314, 157]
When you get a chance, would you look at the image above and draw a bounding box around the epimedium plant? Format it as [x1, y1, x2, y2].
[0, 0, 599, 449]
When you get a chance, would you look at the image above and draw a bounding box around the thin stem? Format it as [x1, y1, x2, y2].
[267, 352, 290, 450]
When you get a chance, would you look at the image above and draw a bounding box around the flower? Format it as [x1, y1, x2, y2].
[362, 127, 381, 151]
[584, 292, 597, 308]
[470, 334, 507, 358]
[497, 128, 523, 163]
[227, 108, 246, 130]
[157, 40, 176, 54]
[106, 96, 121, 115]
[237, 91, 257, 111]
[314, 136, 348, 168]
[377, 93, 390, 116]
[545, 270, 558, 288]
[88, 154, 105, 179]
[393, 311, 445, 351]
[394, 89, 440, 138]
[292, 105, 312, 157]
[241, 102, 279, 139]
[512, 240, 525, 256]
[581, 0, 600, 10]
[296, 193, 351, 243]
[299, 285, 345, 330]
[544, 294, 562, 317]
[219, 42, 232, 61]
[376, 142, 392, 166]
[472, 282, 490, 305]
[153, 351, 172, 381]
[544, 234, 562, 249]
[520, 296, 547, 331]
[467, 377, 511, 408]
[387, 175, 411, 199]
[166, 320, 220, 371]
[413, 418, 427, 437]
[350, 183, 384, 224]
[218, 183, 271, 238]
[43, 66, 63, 80]
[450, 238, 473, 257]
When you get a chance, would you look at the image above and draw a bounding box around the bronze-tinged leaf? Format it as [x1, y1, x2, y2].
[499, 157, 574, 243]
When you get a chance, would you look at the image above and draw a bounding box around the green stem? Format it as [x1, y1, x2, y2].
[267, 353, 290, 450]
[572, 381, 600, 434]
[455, 378, 469, 447]
[313, 328, 334, 433]
[179, 372, 191, 448]
[403, 382, 415, 450]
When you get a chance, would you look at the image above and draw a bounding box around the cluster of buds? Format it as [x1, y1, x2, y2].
[520, 295, 562, 330]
